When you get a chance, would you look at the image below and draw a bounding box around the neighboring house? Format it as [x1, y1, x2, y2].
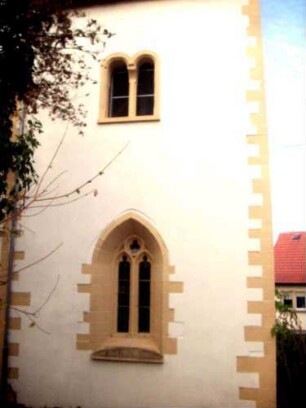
[275, 232, 306, 330]
[0, 1, 277, 407]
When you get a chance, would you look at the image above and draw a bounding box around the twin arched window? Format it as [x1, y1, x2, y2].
[99, 52, 159, 123]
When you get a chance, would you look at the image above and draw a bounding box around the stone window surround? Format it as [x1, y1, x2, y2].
[76, 211, 183, 363]
[98, 51, 160, 124]
[277, 287, 306, 311]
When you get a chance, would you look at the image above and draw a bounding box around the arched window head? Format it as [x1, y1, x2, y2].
[77, 212, 183, 363]
[109, 61, 129, 117]
[138, 254, 151, 332]
[99, 52, 160, 123]
[117, 254, 131, 332]
[137, 60, 154, 116]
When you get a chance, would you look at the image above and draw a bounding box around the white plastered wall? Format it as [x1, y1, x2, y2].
[10, 1, 262, 407]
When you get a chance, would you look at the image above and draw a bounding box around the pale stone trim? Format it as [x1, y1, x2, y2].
[12, 272, 19, 281]
[237, 1, 276, 407]
[8, 367, 19, 380]
[0, 207, 27, 385]
[13, 251, 25, 261]
[8, 342, 19, 356]
[98, 51, 160, 123]
[91, 337, 163, 363]
[9, 317, 21, 330]
[76, 211, 183, 361]
[7, 290, 30, 380]
[11, 292, 31, 306]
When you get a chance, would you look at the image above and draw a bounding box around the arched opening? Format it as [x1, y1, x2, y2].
[108, 60, 129, 117]
[77, 212, 182, 362]
[99, 51, 159, 123]
[136, 59, 154, 116]
[89, 213, 168, 362]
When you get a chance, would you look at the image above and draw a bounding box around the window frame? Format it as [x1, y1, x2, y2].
[114, 236, 154, 338]
[296, 293, 306, 310]
[108, 62, 129, 118]
[136, 60, 155, 116]
[99, 51, 160, 124]
[281, 290, 306, 311]
[76, 212, 184, 363]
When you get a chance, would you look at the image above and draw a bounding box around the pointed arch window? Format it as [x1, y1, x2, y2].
[116, 237, 152, 335]
[138, 255, 151, 332]
[77, 213, 183, 363]
[117, 255, 131, 332]
[99, 52, 160, 123]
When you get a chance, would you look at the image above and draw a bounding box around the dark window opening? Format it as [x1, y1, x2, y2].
[138, 255, 151, 332]
[137, 62, 154, 116]
[284, 298, 293, 308]
[109, 64, 129, 117]
[296, 296, 306, 309]
[292, 234, 301, 240]
[117, 255, 130, 332]
[130, 239, 141, 255]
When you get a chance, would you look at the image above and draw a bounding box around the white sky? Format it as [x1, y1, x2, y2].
[261, 0, 306, 241]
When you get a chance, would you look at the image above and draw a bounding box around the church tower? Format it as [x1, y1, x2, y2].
[4, 1, 276, 407]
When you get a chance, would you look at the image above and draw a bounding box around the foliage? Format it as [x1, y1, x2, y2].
[0, 0, 112, 222]
[0, 117, 41, 221]
[272, 289, 304, 363]
[0, 2, 114, 399]
[271, 289, 302, 337]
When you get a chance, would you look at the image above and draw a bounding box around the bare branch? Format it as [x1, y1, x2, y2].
[12, 243, 63, 275]
[9, 275, 61, 335]
[10, 307, 51, 335]
[26, 189, 96, 209]
[21, 198, 56, 217]
[28, 170, 67, 199]
[33, 122, 69, 198]
[34, 274, 60, 315]
[35, 141, 129, 202]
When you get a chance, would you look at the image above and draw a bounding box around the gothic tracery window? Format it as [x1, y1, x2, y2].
[116, 237, 152, 335]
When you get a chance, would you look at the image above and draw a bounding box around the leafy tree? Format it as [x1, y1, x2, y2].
[0, 0, 112, 222]
[0, 1, 113, 402]
[272, 289, 302, 336]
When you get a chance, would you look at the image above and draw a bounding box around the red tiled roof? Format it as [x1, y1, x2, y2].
[274, 232, 306, 284]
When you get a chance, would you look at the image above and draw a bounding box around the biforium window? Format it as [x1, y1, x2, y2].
[106, 55, 156, 119]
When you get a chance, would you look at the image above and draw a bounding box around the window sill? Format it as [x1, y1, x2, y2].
[91, 336, 163, 364]
[98, 115, 160, 124]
